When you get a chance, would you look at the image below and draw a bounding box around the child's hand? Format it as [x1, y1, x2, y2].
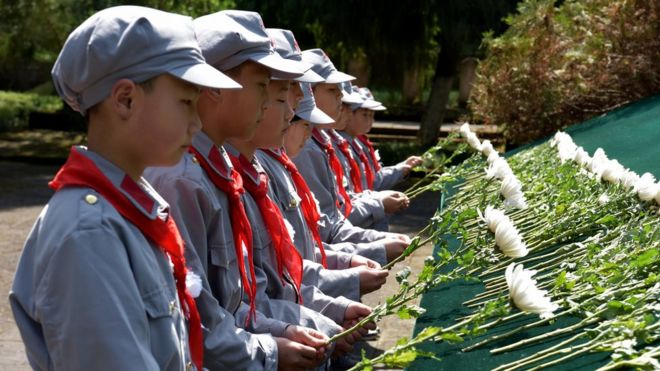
[275, 337, 326, 370]
[350, 254, 381, 269]
[380, 191, 410, 213]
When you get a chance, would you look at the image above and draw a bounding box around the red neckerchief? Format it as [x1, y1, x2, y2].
[228, 152, 304, 298]
[328, 130, 364, 193]
[358, 134, 382, 172]
[188, 146, 257, 325]
[311, 127, 353, 217]
[49, 147, 203, 370]
[347, 136, 375, 190]
[264, 149, 328, 268]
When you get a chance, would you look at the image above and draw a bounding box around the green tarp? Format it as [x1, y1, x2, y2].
[409, 95, 660, 370]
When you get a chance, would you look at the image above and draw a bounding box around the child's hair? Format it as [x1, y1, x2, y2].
[83, 77, 157, 124]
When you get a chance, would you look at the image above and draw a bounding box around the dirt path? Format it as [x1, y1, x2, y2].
[0, 161, 59, 370]
[0, 161, 438, 370]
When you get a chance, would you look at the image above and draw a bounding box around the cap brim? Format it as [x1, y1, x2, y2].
[294, 69, 325, 83]
[253, 53, 305, 79]
[341, 90, 363, 104]
[360, 99, 383, 109]
[324, 70, 356, 84]
[370, 104, 387, 111]
[169, 63, 242, 89]
[297, 107, 335, 125]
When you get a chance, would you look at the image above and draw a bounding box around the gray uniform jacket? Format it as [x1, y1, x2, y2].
[256, 149, 361, 302]
[224, 144, 354, 332]
[146, 155, 287, 368]
[355, 137, 406, 191]
[10, 148, 194, 371]
[292, 131, 390, 264]
[327, 129, 386, 230]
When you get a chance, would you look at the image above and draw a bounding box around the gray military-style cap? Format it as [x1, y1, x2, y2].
[295, 82, 334, 125]
[51, 5, 241, 115]
[340, 81, 363, 105]
[301, 49, 356, 84]
[349, 85, 384, 111]
[359, 87, 387, 111]
[266, 28, 324, 83]
[194, 10, 305, 79]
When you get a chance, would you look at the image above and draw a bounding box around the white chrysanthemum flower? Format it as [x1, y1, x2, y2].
[283, 219, 296, 241]
[486, 157, 513, 180]
[481, 140, 495, 156]
[486, 151, 500, 165]
[505, 263, 559, 319]
[459, 122, 471, 138]
[466, 132, 482, 151]
[598, 193, 610, 205]
[495, 222, 528, 258]
[482, 205, 509, 233]
[374, 149, 381, 162]
[186, 271, 203, 298]
[655, 182, 660, 204]
[635, 172, 657, 202]
[621, 170, 640, 191]
[601, 159, 625, 184]
[574, 147, 591, 167]
[500, 174, 522, 198]
[589, 148, 609, 177]
[550, 131, 568, 148]
[503, 192, 528, 210]
[556, 139, 577, 163]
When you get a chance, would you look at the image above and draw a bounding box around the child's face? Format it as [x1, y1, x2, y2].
[313, 83, 342, 120]
[283, 119, 313, 158]
[352, 108, 371, 135]
[133, 74, 201, 167]
[220, 61, 270, 141]
[251, 80, 292, 149]
[334, 104, 352, 130]
[288, 81, 304, 111]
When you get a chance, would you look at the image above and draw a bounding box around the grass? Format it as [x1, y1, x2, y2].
[0, 91, 63, 131]
[0, 129, 85, 161]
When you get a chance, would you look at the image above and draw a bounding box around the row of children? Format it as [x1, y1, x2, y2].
[10, 6, 423, 371]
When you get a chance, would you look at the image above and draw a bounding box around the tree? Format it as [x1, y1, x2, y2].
[418, 0, 519, 147]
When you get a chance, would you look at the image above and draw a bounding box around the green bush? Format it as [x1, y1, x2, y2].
[0, 91, 63, 131]
[469, 0, 660, 145]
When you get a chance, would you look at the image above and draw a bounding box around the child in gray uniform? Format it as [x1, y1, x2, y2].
[294, 49, 413, 265]
[255, 28, 389, 302]
[9, 6, 239, 370]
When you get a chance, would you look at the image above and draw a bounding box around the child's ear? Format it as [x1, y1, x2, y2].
[204, 88, 222, 101]
[111, 79, 138, 120]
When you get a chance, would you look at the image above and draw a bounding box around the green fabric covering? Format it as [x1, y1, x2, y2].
[409, 95, 660, 370]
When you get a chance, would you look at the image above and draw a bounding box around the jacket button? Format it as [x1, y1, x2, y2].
[84, 194, 98, 205]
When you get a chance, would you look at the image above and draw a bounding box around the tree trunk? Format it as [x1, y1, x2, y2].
[418, 71, 454, 147]
[402, 67, 420, 104]
[458, 57, 478, 108]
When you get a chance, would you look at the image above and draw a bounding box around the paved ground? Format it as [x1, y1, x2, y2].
[0, 160, 438, 370]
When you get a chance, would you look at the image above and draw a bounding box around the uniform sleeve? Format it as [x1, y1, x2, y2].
[33, 228, 163, 371]
[319, 247, 354, 270]
[293, 146, 342, 224]
[374, 164, 407, 191]
[153, 174, 279, 370]
[315, 267, 361, 302]
[346, 193, 386, 229]
[298, 283, 355, 325]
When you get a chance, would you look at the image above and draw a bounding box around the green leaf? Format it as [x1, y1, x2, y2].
[440, 332, 464, 343]
[382, 348, 419, 367]
[397, 305, 426, 319]
[595, 215, 618, 226]
[632, 249, 658, 268]
[555, 271, 567, 288]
